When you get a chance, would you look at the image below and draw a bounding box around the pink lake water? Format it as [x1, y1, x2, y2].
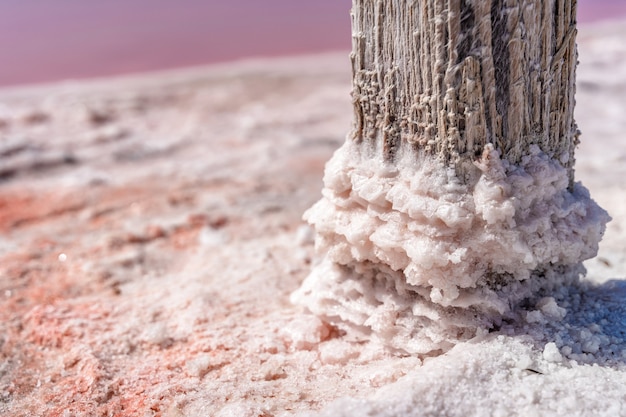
[0, 0, 624, 87]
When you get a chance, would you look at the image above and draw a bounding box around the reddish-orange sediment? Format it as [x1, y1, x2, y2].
[0, 185, 270, 415]
[0, 182, 206, 415]
[0, 54, 362, 416]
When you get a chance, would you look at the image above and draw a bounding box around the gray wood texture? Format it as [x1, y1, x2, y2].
[350, 0, 578, 177]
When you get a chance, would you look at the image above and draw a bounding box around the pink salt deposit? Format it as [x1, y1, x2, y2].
[295, 140, 608, 354]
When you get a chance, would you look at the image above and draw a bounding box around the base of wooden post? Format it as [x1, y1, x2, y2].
[293, 141, 609, 355]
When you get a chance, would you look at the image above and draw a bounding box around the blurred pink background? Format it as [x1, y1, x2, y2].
[0, 0, 623, 87]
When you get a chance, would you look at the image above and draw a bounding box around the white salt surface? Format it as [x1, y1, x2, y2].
[302, 277, 626, 416]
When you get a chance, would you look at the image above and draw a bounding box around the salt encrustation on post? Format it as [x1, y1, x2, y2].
[293, 0, 609, 355]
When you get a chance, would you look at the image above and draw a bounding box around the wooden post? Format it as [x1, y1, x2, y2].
[350, 0, 579, 177]
[293, 0, 609, 355]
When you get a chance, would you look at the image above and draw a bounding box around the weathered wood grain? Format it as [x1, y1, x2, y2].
[350, 0, 578, 177]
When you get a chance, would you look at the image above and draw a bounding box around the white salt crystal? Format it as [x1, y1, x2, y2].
[199, 226, 226, 246]
[319, 339, 359, 365]
[185, 355, 213, 378]
[296, 224, 315, 246]
[525, 310, 546, 324]
[543, 342, 563, 363]
[280, 316, 330, 351]
[536, 297, 567, 320]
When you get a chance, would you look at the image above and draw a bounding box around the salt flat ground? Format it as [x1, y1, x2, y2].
[0, 20, 625, 417]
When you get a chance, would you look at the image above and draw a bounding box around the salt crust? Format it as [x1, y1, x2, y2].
[305, 334, 626, 417]
[307, 279, 626, 416]
[293, 141, 610, 354]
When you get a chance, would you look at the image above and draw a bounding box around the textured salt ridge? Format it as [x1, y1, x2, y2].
[293, 141, 610, 355]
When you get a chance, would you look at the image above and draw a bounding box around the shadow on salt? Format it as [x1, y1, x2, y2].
[502, 278, 626, 367]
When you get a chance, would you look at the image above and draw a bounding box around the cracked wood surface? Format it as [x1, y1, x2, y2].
[351, 0, 579, 177]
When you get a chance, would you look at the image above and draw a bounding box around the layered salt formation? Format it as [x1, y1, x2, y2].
[293, 141, 609, 355]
